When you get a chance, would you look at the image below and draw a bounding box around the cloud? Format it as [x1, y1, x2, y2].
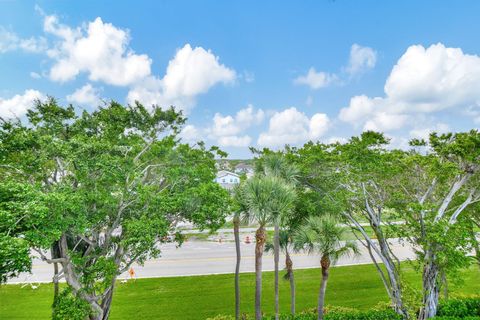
[127, 44, 236, 112]
[258, 107, 330, 147]
[3, 10, 235, 113]
[465, 106, 480, 124]
[30, 72, 41, 79]
[43, 15, 152, 86]
[208, 104, 264, 147]
[339, 43, 480, 132]
[66, 83, 102, 106]
[217, 135, 251, 147]
[409, 123, 450, 140]
[325, 136, 348, 144]
[385, 43, 480, 112]
[294, 68, 337, 89]
[0, 90, 46, 119]
[346, 44, 377, 76]
[295, 44, 376, 89]
[0, 27, 47, 53]
[179, 124, 200, 143]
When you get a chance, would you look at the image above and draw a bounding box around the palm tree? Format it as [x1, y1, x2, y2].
[265, 229, 297, 315]
[294, 215, 359, 320]
[232, 212, 241, 319]
[232, 184, 249, 320]
[240, 175, 296, 320]
[257, 154, 298, 320]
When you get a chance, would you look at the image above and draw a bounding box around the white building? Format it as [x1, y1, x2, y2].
[215, 170, 240, 190]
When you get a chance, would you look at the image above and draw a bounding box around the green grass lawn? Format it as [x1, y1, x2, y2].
[1, 264, 479, 320]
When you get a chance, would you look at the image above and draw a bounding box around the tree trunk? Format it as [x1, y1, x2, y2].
[274, 222, 280, 320]
[51, 242, 61, 318]
[52, 261, 59, 319]
[233, 215, 241, 320]
[53, 262, 59, 297]
[418, 253, 440, 320]
[255, 225, 266, 320]
[350, 214, 409, 319]
[51, 243, 61, 298]
[57, 234, 105, 320]
[100, 282, 116, 320]
[377, 237, 408, 319]
[318, 255, 330, 320]
[285, 250, 295, 315]
[441, 271, 448, 300]
[89, 308, 104, 320]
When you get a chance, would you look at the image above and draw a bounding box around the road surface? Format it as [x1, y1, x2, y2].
[8, 237, 415, 284]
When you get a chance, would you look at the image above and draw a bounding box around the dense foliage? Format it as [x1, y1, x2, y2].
[209, 297, 480, 320]
[0, 99, 230, 319]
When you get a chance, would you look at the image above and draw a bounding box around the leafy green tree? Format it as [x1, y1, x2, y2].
[396, 131, 480, 319]
[293, 214, 358, 320]
[336, 132, 411, 319]
[291, 133, 411, 318]
[0, 181, 47, 283]
[465, 208, 480, 270]
[0, 99, 230, 319]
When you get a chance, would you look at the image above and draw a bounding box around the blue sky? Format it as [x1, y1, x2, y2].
[1, 1, 480, 158]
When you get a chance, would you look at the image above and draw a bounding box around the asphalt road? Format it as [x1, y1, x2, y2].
[8, 238, 416, 284]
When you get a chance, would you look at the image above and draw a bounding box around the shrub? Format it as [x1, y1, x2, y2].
[437, 298, 480, 317]
[323, 308, 401, 320]
[432, 317, 480, 320]
[207, 298, 480, 320]
[208, 308, 402, 320]
[52, 288, 91, 320]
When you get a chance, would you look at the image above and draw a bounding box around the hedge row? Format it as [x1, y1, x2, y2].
[207, 297, 480, 320]
[436, 298, 480, 318]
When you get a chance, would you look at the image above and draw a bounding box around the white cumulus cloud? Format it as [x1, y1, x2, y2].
[339, 43, 480, 132]
[346, 44, 377, 76]
[179, 124, 200, 144]
[294, 67, 337, 90]
[127, 44, 236, 112]
[208, 104, 264, 147]
[258, 107, 330, 147]
[66, 84, 102, 107]
[0, 90, 46, 120]
[0, 27, 47, 53]
[44, 15, 151, 86]
[217, 135, 252, 147]
[295, 44, 376, 89]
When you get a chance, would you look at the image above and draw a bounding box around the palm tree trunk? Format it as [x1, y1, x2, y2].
[273, 221, 280, 320]
[233, 215, 241, 320]
[318, 255, 330, 320]
[255, 225, 266, 320]
[274, 222, 280, 320]
[285, 250, 295, 315]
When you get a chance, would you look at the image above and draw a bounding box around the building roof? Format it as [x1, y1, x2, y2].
[235, 163, 253, 170]
[216, 170, 240, 178]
